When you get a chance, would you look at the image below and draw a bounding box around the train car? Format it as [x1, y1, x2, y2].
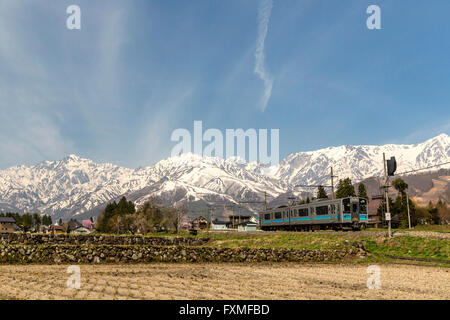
[259, 197, 368, 231]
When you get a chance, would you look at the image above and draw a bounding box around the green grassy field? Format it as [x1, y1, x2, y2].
[92, 227, 450, 263]
[401, 225, 450, 233]
[21, 227, 449, 265]
[194, 230, 450, 264]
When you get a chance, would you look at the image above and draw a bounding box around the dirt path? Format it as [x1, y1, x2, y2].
[0, 263, 448, 300]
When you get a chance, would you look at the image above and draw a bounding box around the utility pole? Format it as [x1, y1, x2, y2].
[288, 196, 296, 230]
[207, 206, 210, 234]
[238, 202, 241, 225]
[330, 167, 335, 200]
[383, 153, 392, 238]
[232, 205, 235, 229]
[176, 208, 180, 234]
[264, 191, 267, 211]
[406, 192, 411, 229]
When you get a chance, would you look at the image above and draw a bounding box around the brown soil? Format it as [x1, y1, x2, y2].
[0, 263, 448, 300]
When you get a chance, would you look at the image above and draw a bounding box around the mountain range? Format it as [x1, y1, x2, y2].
[0, 134, 448, 221]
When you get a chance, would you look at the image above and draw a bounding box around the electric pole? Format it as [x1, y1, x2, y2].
[264, 191, 267, 211]
[383, 153, 392, 238]
[406, 192, 411, 229]
[288, 196, 296, 229]
[330, 167, 335, 200]
[232, 205, 235, 229]
[207, 206, 211, 234]
[177, 208, 180, 234]
[238, 202, 241, 225]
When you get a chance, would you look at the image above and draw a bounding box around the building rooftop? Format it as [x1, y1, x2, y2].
[238, 221, 258, 226]
[211, 220, 228, 225]
[0, 217, 16, 223]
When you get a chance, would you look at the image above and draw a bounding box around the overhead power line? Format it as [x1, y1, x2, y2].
[292, 161, 449, 189]
[294, 184, 332, 188]
[394, 161, 450, 176]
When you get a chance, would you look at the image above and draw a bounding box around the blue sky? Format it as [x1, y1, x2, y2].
[0, 0, 449, 169]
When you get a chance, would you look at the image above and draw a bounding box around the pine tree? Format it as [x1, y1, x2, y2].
[21, 214, 33, 232]
[335, 178, 356, 198]
[391, 178, 412, 227]
[317, 185, 328, 199]
[392, 178, 408, 196]
[96, 197, 136, 233]
[428, 201, 440, 225]
[357, 183, 368, 200]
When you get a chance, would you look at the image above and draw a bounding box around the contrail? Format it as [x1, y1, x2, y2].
[254, 0, 273, 112]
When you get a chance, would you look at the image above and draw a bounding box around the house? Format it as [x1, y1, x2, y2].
[227, 215, 257, 229]
[71, 226, 91, 234]
[82, 219, 95, 231]
[237, 221, 258, 232]
[368, 195, 402, 228]
[67, 219, 82, 233]
[180, 221, 192, 230]
[0, 217, 19, 234]
[368, 195, 383, 228]
[38, 225, 49, 234]
[191, 216, 209, 229]
[210, 220, 228, 231]
[49, 225, 65, 234]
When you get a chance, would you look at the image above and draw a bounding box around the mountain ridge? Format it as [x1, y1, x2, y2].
[0, 134, 448, 220]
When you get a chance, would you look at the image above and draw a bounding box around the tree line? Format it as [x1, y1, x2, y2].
[96, 196, 185, 234]
[377, 178, 449, 227]
[0, 212, 52, 232]
[296, 178, 368, 204]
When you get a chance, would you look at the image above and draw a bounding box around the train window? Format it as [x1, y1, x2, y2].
[298, 208, 308, 216]
[316, 205, 329, 215]
[264, 213, 271, 220]
[359, 198, 367, 213]
[274, 212, 282, 219]
[309, 207, 315, 215]
[343, 198, 351, 213]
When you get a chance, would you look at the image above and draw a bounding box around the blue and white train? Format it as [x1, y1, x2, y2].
[259, 197, 368, 231]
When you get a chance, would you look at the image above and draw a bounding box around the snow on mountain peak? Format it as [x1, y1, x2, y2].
[0, 134, 448, 219]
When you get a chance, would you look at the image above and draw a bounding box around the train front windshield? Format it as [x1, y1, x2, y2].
[359, 198, 367, 214]
[343, 198, 367, 214]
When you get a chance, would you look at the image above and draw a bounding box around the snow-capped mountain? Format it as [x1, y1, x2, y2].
[0, 153, 286, 220]
[0, 134, 448, 220]
[273, 133, 449, 186]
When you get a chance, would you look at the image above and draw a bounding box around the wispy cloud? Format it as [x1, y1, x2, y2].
[402, 121, 450, 144]
[133, 85, 197, 167]
[0, 2, 74, 167]
[254, 0, 274, 112]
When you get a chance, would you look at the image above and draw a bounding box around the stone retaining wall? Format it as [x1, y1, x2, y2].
[0, 244, 361, 264]
[0, 233, 208, 246]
